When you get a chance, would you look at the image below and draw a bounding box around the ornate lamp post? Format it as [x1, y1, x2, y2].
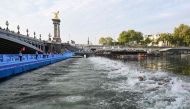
[39, 34, 42, 40]
[34, 32, 36, 39]
[17, 25, 20, 34]
[26, 29, 29, 37]
[48, 33, 51, 41]
[5, 21, 9, 31]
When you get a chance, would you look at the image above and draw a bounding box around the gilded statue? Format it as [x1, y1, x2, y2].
[53, 11, 59, 19]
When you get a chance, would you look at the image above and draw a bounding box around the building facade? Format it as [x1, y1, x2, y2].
[144, 34, 169, 47]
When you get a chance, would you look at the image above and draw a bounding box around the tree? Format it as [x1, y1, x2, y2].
[157, 33, 173, 46]
[99, 37, 106, 45]
[105, 37, 113, 46]
[144, 37, 152, 46]
[117, 30, 143, 45]
[117, 31, 129, 45]
[99, 37, 113, 46]
[131, 30, 143, 44]
[173, 24, 190, 46]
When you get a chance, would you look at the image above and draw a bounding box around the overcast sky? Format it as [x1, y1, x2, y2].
[0, 0, 190, 44]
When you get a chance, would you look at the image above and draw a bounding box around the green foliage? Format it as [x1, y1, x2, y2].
[117, 30, 143, 45]
[144, 37, 152, 45]
[173, 24, 190, 46]
[144, 24, 190, 47]
[156, 33, 173, 46]
[105, 37, 113, 45]
[99, 37, 106, 45]
[99, 37, 113, 46]
[158, 33, 168, 43]
[141, 37, 150, 46]
[117, 31, 129, 44]
[99, 23, 190, 47]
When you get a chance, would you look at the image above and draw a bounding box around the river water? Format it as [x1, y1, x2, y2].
[0, 56, 190, 109]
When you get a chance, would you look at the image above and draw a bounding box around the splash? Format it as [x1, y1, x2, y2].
[89, 57, 190, 109]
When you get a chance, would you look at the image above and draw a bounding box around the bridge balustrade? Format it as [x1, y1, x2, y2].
[0, 29, 44, 50]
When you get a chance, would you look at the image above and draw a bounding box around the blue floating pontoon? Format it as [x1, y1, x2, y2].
[0, 51, 74, 79]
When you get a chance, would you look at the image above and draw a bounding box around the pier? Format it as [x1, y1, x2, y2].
[0, 51, 74, 79]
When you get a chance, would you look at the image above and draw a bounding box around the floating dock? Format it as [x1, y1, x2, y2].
[0, 51, 74, 79]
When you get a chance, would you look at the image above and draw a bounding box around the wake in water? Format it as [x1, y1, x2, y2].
[89, 57, 190, 109]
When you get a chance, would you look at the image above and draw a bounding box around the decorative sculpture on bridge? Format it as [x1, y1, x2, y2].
[53, 11, 59, 19]
[52, 11, 61, 43]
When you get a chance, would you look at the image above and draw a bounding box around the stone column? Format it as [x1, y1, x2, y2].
[58, 24, 60, 38]
[52, 19, 61, 43]
[54, 22, 58, 38]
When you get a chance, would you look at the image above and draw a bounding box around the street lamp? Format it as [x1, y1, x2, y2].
[39, 34, 42, 40]
[5, 21, 9, 31]
[17, 25, 20, 34]
[34, 32, 36, 39]
[26, 29, 29, 37]
[48, 33, 51, 41]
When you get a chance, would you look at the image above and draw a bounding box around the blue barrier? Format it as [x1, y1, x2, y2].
[0, 51, 74, 79]
[0, 51, 74, 64]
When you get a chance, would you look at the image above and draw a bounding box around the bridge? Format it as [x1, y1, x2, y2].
[159, 47, 190, 55]
[0, 13, 79, 80]
[0, 26, 77, 79]
[74, 44, 166, 57]
[0, 26, 78, 54]
[0, 28, 45, 53]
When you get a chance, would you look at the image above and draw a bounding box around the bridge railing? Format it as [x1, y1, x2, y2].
[0, 29, 43, 44]
[0, 51, 74, 64]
